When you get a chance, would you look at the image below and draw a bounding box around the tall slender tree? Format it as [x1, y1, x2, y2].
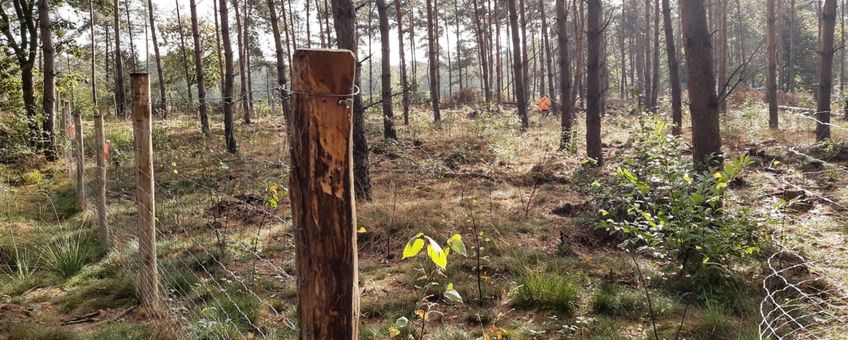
[38, 0, 56, 160]
[219, 0, 237, 152]
[266, 0, 291, 128]
[817, 0, 837, 141]
[766, 0, 778, 129]
[112, 0, 126, 118]
[586, 0, 603, 166]
[175, 0, 194, 107]
[508, 0, 529, 129]
[426, 0, 441, 121]
[681, 0, 721, 169]
[377, 0, 396, 140]
[233, 0, 249, 121]
[331, 0, 371, 200]
[556, 0, 572, 148]
[145, 0, 168, 116]
[189, 0, 209, 134]
[473, 0, 491, 102]
[396, 0, 410, 124]
[661, 0, 682, 135]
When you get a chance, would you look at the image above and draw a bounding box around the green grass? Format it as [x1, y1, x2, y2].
[84, 323, 152, 340]
[42, 231, 100, 278]
[590, 283, 675, 319]
[512, 272, 579, 315]
[58, 274, 138, 313]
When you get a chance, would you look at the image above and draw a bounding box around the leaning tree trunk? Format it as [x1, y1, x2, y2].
[661, 0, 682, 135]
[681, 0, 721, 169]
[39, 0, 56, 160]
[766, 0, 778, 129]
[146, 0, 168, 117]
[219, 0, 238, 152]
[817, 0, 837, 141]
[332, 0, 372, 200]
[377, 0, 396, 139]
[189, 0, 209, 135]
[508, 0, 529, 129]
[112, 0, 126, 118]
[395, 0, 410, 124]
[266, 0, 292, 128]
[586, 0, 603, 166]
[556, 0, 572, 148]
[426, 0, 441, 122]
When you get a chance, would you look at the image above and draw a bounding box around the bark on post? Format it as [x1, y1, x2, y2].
[131, 73, 159, 308]
[94, 113, 109, 246]
[289, 49, 359, 339]
[817, 0, 837, 141]
[377, 0, 396, 140]
[74, 110, 86, 211]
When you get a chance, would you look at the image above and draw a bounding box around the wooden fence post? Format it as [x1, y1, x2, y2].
[94, 111, 109, 246]
[289, 49, 359, 339]
[131, 73, 159, 307]
[73, 105, 86, 211]
[61, 100, 73, 182]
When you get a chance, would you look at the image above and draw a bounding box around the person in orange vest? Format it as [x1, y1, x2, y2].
[539, 94, 551, 116]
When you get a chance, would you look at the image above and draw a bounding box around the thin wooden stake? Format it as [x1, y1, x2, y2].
[94, 112, 110, 246]
[289, 49, 359, 339]
[132, 73, 159, 307]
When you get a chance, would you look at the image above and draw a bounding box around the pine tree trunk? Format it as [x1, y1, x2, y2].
[89, 0, 98, 110]
[817, 0, 837, 141]
[586, 0, 603, 166]
[125, 1, 138, 72]
[39, 0, 56, 160]
[662, 0, 683, 135]
[495, 0, 502, 103]
[426, 0, 441, 121]
[767, 0, 778, 129]
[377, 0, 396, 139]
[213, 0, 224, 94]
[556, 0, 572, 148]
[219, 0, 238, 153]
[190, 0, 210, 135]
[519, 0, 529, 102]
[233, 0, 249, 122]
[508, 0, 529, 129]
[244, 0, 254, 120]
[331, 0, 372, 201]
[175, 0, 195, 108]
[146, 0, 168, 117]
[267, 0, 292, 129]
[112, 0, 126, 118]
[650, 0, 660, 111]
[718, 0, 728, 114]
[473, 0, 492, 102]
[396, 0, 410, 124]
[410, 7, 417, 87]
[681, 0, 721, 169]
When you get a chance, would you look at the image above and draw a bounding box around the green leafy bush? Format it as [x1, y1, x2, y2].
[21, 169, 44, 185]
[593, 118, 762, 275]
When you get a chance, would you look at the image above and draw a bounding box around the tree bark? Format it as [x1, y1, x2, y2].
[473, 0, 492, 102]
[586, 0, 603, 166]
[767, 0, 778, 129]
[175, 0, 194, 108]
[556, 0, 572, 148]
[233, 0, 249, 122]
[39, 0, 56, 160]
[650, 0, 660, 111]
[508, 0, 529, 129]
[332, 0, 372, 201]
[0, 0, 39, 143]
[219, 0, 238, 152]
[213, 0, 224, 94]
[426, 0, 441, 121]
[396, 0, 410, 124]
[816, 0, 836, 141]
[112, 0, 126, 118]
[681, 0, 721, 169]
[718, 0, 728, 114]
[377, 0, 396, 140]
[146, 0, 168, 117]
[189, 0, 209, 135]
[244, 0, 254, 119]
[266, 0, 292, 129]
[661, 0, 683, 135]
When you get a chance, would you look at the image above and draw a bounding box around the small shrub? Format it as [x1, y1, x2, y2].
[20, 169, 44, 185]
[513, 272, 579, 315]
[42, 233, 94, 278]
[594, 117, 762, 275]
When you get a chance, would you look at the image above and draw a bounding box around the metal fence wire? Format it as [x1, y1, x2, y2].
[758, 237, 848, 339]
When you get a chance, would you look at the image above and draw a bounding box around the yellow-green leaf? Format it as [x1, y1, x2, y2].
[447, 234, 467, 257]
[402, 234, 425, 259]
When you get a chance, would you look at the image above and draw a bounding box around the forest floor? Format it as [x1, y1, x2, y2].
[1, 97, 847, 339]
